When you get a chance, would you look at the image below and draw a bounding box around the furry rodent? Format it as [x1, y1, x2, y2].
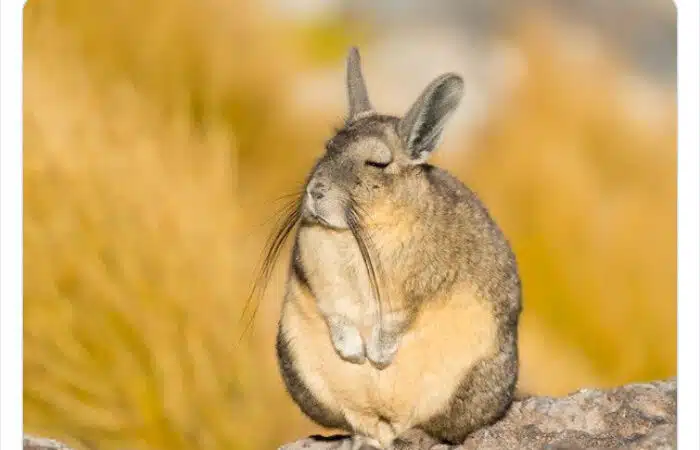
[272, 47, 522, 449]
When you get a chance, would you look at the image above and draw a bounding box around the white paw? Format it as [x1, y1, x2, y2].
[330, 323, 366, 364]
[366, 326, 400, 370]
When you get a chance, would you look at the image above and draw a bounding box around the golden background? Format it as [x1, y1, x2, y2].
[23, 1, 676, 449]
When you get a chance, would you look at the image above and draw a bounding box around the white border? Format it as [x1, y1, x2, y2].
[1, 0, 24, 449]
[676, 1, 700, 449]
[1, 1, 697, 449]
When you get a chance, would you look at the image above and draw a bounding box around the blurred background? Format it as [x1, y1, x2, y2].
[23, 0, 677, 449]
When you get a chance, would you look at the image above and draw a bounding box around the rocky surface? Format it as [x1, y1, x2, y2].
[23, 436, 75, 450]
[280, 379, 677, 450]
[22, 379, 676, 450]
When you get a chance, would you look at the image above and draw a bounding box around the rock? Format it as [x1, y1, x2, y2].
[23, 436, 74, 450]
[280, 379, 677, 450]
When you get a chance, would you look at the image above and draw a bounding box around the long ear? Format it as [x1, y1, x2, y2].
[397, 73, 464, 163]
[346, 47, 374, 122]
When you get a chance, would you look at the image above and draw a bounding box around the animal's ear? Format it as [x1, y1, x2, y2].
[397, 73, 464, 163]
[345, 47, 374, 123]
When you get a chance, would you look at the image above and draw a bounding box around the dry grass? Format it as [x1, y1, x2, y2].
[23, 1, 345, 448]
[23, 2, 676, 449]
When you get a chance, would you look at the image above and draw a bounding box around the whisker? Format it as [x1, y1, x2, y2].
[238, 193, 302, 243]
[238, 194, 302, 341]
[272, 190, 305, 203]
[356, 204, 395, 326]
[259, 196, 302, 227]
[346, 204, 387, 334]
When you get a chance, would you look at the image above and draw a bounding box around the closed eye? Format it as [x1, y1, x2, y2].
[365, 160, 390, 169]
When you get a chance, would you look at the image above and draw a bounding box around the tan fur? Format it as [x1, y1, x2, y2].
[297, 226, 372, 340]
[281, 273, 497, 447]
[295, 223, 414, 336]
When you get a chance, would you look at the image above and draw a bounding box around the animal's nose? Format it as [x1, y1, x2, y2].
[307, 182, 326, 200]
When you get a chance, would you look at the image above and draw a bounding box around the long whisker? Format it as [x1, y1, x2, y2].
[350, 203, 376, 244]
[236, 190, 301, 246]
[346, 204, 386, 332]
[271, 190, 305, 203]
[238, 195, 302, 341]
[353, 202, 396, 327]
[260, 194, 303, 227]
[349, 202, 384, 284]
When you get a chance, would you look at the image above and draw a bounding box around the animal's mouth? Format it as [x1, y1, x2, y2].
[300, 195, 325, 224]
[301, 205, 349, 231]
[305, 210, 328, 226]
[305, 214, 340, 230]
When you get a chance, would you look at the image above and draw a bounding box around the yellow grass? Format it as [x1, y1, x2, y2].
[23, 2, 676, 449]
[454, 15, 677, 392]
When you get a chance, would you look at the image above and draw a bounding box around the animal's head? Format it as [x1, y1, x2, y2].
[301, 47, 465, 230]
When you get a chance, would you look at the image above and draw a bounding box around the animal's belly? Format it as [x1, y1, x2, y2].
[280, 293, 498, 435]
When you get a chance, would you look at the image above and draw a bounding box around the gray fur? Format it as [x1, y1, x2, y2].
[398, 73, 464, 162]
[346, 47, 374, 122]
[275, 47, 522, 448]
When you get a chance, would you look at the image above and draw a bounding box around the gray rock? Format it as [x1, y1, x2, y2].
[281, 379, 677, 450]
[23, 436, 74, 450]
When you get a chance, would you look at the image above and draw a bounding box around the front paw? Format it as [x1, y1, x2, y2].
[329, 322, 366, 364]
[366, 326, 400, 370]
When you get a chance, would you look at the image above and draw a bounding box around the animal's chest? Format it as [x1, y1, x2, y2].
[297, 227, 379, 328]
